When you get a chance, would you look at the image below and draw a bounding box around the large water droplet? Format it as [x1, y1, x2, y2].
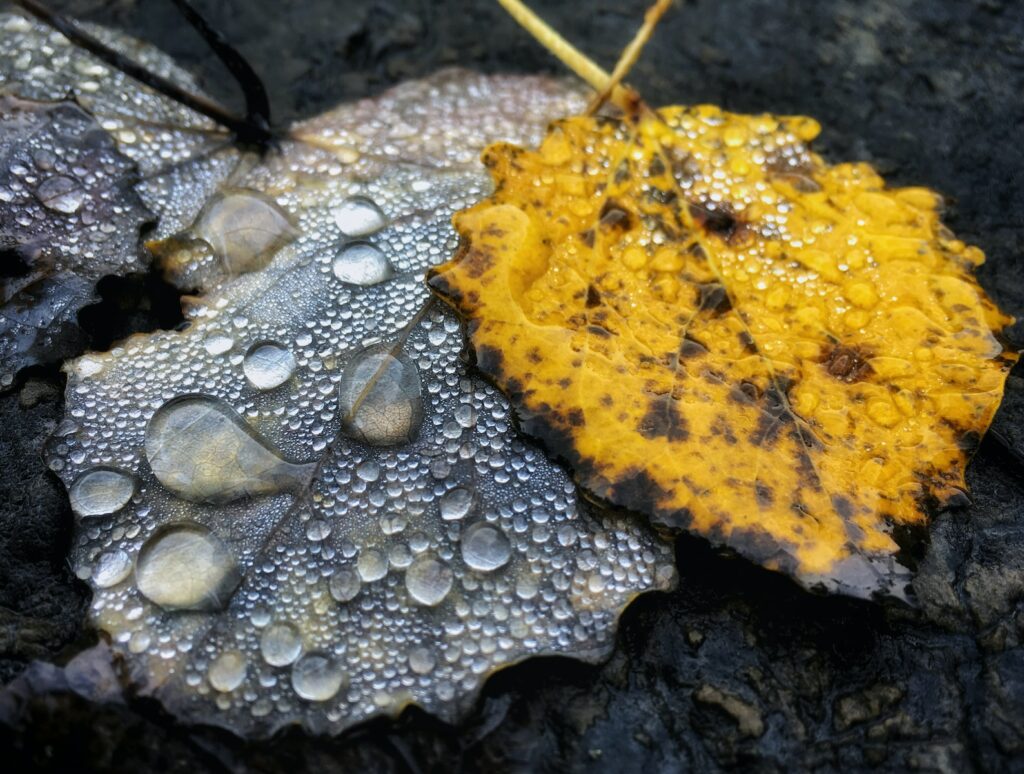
[338, 346, 423, 446]
[291, 653, 346, 701]
[243, 341, 296, 390]
[461, 522, 512, 572]
[193, 189, 297, 274]
[405, 554, 453, 606]
[69, 467, 135, 517]
[92, 549, 131, 588]
[439, 487, 473, 521]
[208, 650, 247, 692]
[36, 175, 85, 214]
[328, 568, 361, 602]
[332, 242, 395, 286]
[260, 622, 302, 666]
[135, 524, 240, 610]
[357, 548, 389, 582]
[408, 646, 436, 675]
[145, 395, 315, 504]
[331, 196, 386, 236]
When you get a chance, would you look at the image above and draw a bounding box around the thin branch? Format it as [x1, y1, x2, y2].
[11, 0, 275, 147]
[586, 0, 673, 115]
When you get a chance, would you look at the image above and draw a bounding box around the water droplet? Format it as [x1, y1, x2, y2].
[69, 467, 135, 517]
[405, 554, 453, 606]
[291, 653, 346, 701]
[357, 548, 388, 582]
[408, 646, 436, 675]
[208, 650, 247, 692]
[332, 242, 394, 286]
[203, 332, 235, 355]
[338, 346, 423, 446]
[328, 568, 361, 602]
[306, 519, 331, 541]
[36, 175, 85, 214]
[331, 196, 386, 236]
[135, 524, 240, 610]
[145, 395, 315, 504]
[193, 189, 297, 274]
[260, 622, 302, 667]
[454, 404, 477, 429]
[461, 522, 512, 572]
[92, 549, 131, 588]
[243, 341, 296, 390]
[439, 487, 473, 521]
[355, 459, 380, 482]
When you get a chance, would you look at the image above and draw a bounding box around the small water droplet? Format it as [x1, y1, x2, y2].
[332, 196, 386, 236]
[328, 568, 361, 602]
[69, 467, 135, 517]
[260, 622, 303, 667]
[208, 650, 247, 692]
[461, 522, 512, 572]
[145, 395, 315, 504]
[408, 646, 436, 675]
[135, 524, 240, 610]
[193, 189, 297, 274]
[357, 548, 388, 582]
[36, 175, 85, 214]
[243, 341, 296, 390]
[203, 332, 235, 355]
[332, 242, 394, 286]
[355, 459, 380, 482]
[439, 487, 473, 521]
[92, 549, 131, 588]
[405, 554, 453, 606]
[338, 346, 423, 446]
[291, 653, 346, 701]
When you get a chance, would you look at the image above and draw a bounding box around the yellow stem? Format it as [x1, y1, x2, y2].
[495, 0, 619, 96]
[586, 0, 673, 114]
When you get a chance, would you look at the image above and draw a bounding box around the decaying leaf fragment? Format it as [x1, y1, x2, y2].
[0, 94, 151, 386]
[13, 13, 676, 737]
[430, 104, 1019, 597]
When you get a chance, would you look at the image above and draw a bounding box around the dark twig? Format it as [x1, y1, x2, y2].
[11, 0, 275, 148]
[167, 0, 271, 141]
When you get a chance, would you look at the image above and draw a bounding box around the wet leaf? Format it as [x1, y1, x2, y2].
[0, 94, 150, 386]
[430, 104, 1019, 598]
[13, 14, 676, 737]
[0, 13, 241, 388]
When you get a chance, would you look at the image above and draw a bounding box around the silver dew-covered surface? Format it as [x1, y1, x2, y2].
[12, 13, 678, 736]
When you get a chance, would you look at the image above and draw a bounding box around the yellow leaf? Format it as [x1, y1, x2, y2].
[430, 104, 1019, 596]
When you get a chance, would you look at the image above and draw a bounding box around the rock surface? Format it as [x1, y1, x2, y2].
[0, 0, 1022, 770]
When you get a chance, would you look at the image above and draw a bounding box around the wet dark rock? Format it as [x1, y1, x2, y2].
[2, 0, 1023, 770]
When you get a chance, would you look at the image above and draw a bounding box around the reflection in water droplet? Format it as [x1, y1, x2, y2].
[145, 395, 315, 504]
[332, 242, 394, 286]
[37, 175, 85, 214]
[439, 487, 473, 521]
[135, 524, 240, 610]
[405, 554, 452, 606]
[461, 522, 512, 572]
[193, 189, 297, 274]
[408, 646, 436, 675]
[291, 653, 346, 701]
[260, 622, 302, 667]
[92, 549, 131, 588]
[243, 342, 296, 390]
[69, 467, 135, 517]
[338, 346, 423, 446]
[208, 650, 247, 692]
[331, 196, 386, 236]
[328, 568, 361, 602]
[357, 548, 388, 582]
